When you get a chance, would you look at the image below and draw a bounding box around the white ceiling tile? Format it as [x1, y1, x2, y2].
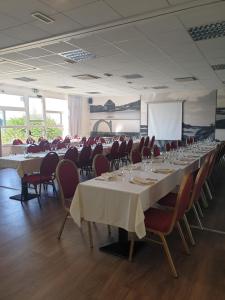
[32, 13, 82, 35]
[40, 0, 96, 11]
[68, 34, 106, 49]
[196, 37, 225, 59]
[64, 1, 121, 26]
[40, 54, 67, 64]
[0, 0, 57, 22]
[43, 42, 78, 53]
[2, 24, 50, 42]
[104, 0, 169, 17]
[97, 26, 143, 43]
[0, 33, 24, 49]
[82, 44, 123, 58]
[19, 47, 52, 57]
[0, 52, 30, 61]
[0, 13, 22, 30]
[19, 58, 54, 67]
[215, 70, 225, 81]
[178, 2, 225, 28]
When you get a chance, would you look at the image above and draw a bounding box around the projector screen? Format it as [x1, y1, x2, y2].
[148, 102, 182, 140]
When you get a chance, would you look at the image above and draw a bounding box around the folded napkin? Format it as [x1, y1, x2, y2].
[130, 176, 157, 185]
[173, 160, 188, 166]
[152, 168, 174, 174]
[95, 172, 117, 181]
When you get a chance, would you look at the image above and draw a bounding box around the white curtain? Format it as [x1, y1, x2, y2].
[68, 95, 82, 137]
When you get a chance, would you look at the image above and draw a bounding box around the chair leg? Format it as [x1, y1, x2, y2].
[192, 204, 203, 229]
[196, 200, 204, 217]
[159, 233, 178, 278]
[183, 214, 195, 246]
[34, 185, 41, 208]
[129, 233, 135, 262]
[176, 221, 190, 255]
[52, 180, 57, 196]
[107, 225, 111, 236]
[205, 181, 213, 200]
[57, 212, 69, 240]
[87, 221, 93, 248]
[200, 190, 208, 208]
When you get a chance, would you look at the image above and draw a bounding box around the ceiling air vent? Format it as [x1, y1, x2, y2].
[73, 74, 101, 80]
[188, 21, 225, 41]
[60, 49, 96, 63]
[122, 74, 143, 79]
[86, 92, 101, 94]
[174, 77, 197, 82]
[57, 86, 75, 89]
[31, 12, 54, 24]
[211, 64, 225, 71]
[14, 77, 37, 82]
[152, 85, 168, 89]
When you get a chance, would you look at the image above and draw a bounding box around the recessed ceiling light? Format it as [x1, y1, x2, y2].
[57, 85, 75, 89]
[60, 49, 96, 63]
[127, 81, 133, 84]
[31, 12, 54, 24]
[14, 77, 37, 82]
[152, 85, 168, 89]
[174, 77, 197, 82]
[104, 73, 113, 77]
[211, 64, 225, 71]
[86, 92, 101, 94]
[188, 21, 225, 41]
[122, 74, 143, 79]
[73, 74, 101, 80]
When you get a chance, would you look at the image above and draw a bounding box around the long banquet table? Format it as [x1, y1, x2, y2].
[70, 143, 216, 256]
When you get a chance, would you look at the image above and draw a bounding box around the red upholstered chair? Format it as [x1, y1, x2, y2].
[153, 145, 160, 157]
[77, 145, 92, 175]
[125, 139, 133, 160]
[131, 149, 142, 164]
[39, 139, 50, 152]
[119, 135, 125, 142]
[138, 137, 145, 153]
[139, 173, 193, 278]
[64, 146, 79, 165]
[81, 137, 87, 144]
[149, 135, 155, 149]
[100, 137, 106, 144]
[106, 141, 119, 170]
[89, 144, 103, 170]
[12, 139, 23, 145]
[23, 152, 59, 205]
[178, 140, 183, 148]
[57, 141, 66, 150]
[93, 154, 110, 177]
[171, 141, 178, 150]
[142, 146, 151, 159]
[63, 136, 71, 144]
[27, 144, 41, 153]
[118, 140, 127, 165]
[165, 143, 171, 152]
[56, 159, 80, 239]
[144, 136, 150, 147]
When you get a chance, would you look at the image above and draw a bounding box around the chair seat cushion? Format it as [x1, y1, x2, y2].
[23, 174, 52, 185]
[158, 193, 176, 207]
[144, 207, 174, 233]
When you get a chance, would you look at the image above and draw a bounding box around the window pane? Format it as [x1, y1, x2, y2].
[5, 111, 26, 126]
[0, 94, 24, 107]
[46, 112, 61, 125]
[45, 98, 67, 111]
[29, 127, 45, 141]
[46, 127, 63, 140]
[29, 97, 43, 120]
[1, 127, 26, 144]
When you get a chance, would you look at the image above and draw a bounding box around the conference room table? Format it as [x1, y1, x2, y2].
[70, 142, 216, 258]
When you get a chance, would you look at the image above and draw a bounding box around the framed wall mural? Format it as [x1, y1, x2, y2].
[215, 89, 225, 141]
[89, 97, 141, 136]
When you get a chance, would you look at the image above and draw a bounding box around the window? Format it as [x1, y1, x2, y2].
[0, 94, 68, 144]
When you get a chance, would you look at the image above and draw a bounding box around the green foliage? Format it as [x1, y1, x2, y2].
[2, 117, 63, 144]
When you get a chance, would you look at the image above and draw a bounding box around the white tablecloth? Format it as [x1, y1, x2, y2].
[70, 153, 208, 238]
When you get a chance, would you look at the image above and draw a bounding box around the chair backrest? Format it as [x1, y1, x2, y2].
[149, 135, 155, 149]
[56, 159, 79, 203]
[27, 144, 41, 153]
[119, 135, 125, 142]
[165, 143, 170, 152]
[118, 140, 127, 157]
[12, 139, 23, 145]
[79, 146, 92, 166]
[178, 140, 183, 147]
[64, 146, 79, 164]
[57, 141, 66, 149]
[188, 156, 210, 210]
[38, 139, 49, 151]
[131, 149, 142, 164]
[100, 137, 106, 144]
[91, 143, 103, 160]
[139, 137, 145, 153]
[167, 173, 194, 234]
[64, 136, 71, 144]
[153, 145, 160, 157]
[110, 141, 119, 157]
[52, 138, 61, 144]
[126, 139, 133, 155]
[87, 137, 95, 146]
[144, 136, 150, 147]
[142, 146, 151, 158]
[93, 154, 110, 177]
[171, 141, 178, 150]
[40, 152, 59, 177]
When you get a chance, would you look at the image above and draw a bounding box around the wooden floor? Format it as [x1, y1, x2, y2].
[0, 168, 225, 300]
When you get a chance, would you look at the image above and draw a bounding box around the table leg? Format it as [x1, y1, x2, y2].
[9, 178, 37, 202]
[99, 228, 145, 259]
